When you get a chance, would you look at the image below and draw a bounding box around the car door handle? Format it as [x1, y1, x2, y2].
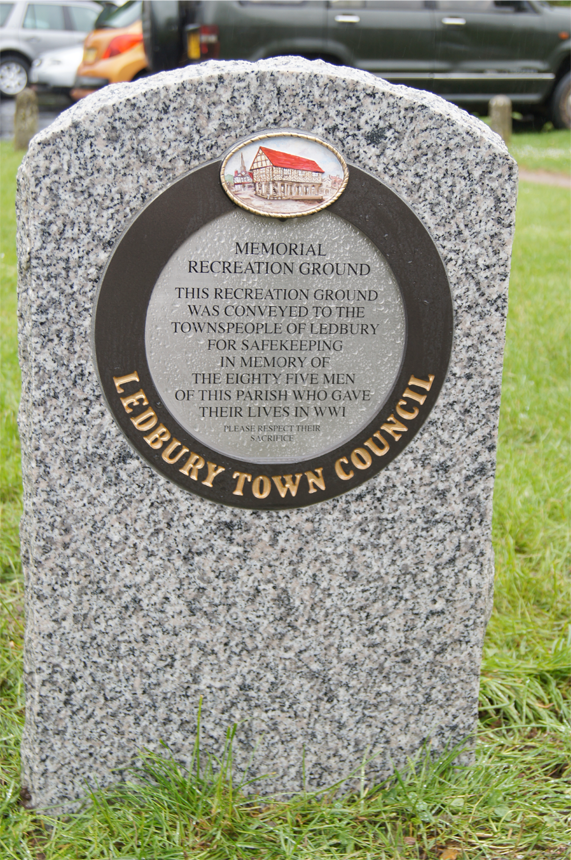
[23, 35, 40, 41]
[335, 14, 360, 23]
[441, 17, 466, 25]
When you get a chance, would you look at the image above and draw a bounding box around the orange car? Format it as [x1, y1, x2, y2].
[72, 0, 147, 100]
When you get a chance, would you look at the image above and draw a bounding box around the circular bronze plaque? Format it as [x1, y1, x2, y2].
[93, 154, 452, 510]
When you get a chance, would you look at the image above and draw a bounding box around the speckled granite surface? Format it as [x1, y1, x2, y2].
[18, 58, 517, 810]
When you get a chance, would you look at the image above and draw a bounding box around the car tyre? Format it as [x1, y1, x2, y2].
[0, 55, 30, 98]
[550, 71, 571, 130]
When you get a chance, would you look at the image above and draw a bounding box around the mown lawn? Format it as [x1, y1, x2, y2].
[509, 128, 571, 174]
[0, 127, 569, 858]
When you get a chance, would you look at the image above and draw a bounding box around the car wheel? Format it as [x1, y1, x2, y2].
[0, 56, 29, 98]
[550, 71, 571, 130]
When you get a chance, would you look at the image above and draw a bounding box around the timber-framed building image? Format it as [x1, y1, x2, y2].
[249, 146, 325, 201]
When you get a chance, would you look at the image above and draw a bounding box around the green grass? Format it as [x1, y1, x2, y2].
[0, 142, 25, 860]
[0, 145, 21, 585]
[485, 180, 571, 675]
[0, 130, 570, 858]
[509, 128, 571, 174]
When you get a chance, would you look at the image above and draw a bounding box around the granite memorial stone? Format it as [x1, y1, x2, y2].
[18, 58, 517, 810]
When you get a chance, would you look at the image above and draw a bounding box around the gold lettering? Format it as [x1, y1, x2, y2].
[408, 374, 435, 392]
[364, 433, 390, 456]
[179, 452, 205, 480]
[401, 387, 427, 405]
[131, 408, 157, 432]
[335, 457, 354, 480]
[380, 414, 408, 441]
[202, 462, 226, 487]
[144, 424, 171, 449]
[350, 447, 373, 470]
[162, 439, 190, 464]
[120, 389, 148, 414]
[396, 400, 419, 420]
[113, 371, 140, 393]
[272, 474, 302, 498]
[232, 471, 252, 496]
[252, 475, 271, 499]
[305, 468, 325, 494]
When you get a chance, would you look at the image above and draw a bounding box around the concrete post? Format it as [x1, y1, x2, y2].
[14, 88, 38, 151]
[489, 95, 512, 145]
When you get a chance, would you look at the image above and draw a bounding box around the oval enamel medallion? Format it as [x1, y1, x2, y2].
[220, 132, 349, 219]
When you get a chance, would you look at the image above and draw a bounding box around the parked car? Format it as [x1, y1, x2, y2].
[0, 0, 102, 96]
[72, 0, 148, 99]
[142, 0, 571, 129]
[29, 41, 82, 93]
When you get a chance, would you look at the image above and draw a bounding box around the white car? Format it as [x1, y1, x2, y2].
[0, 0, 101, 96]
[30, 42, 83, 94]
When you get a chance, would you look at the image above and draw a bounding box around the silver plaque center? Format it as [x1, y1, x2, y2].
[145, 209, 405, 463]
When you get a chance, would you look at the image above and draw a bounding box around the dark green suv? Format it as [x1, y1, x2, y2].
[143, 0, 571, 127]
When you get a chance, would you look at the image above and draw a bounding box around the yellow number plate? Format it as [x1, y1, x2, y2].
[187, 31, 200, 61]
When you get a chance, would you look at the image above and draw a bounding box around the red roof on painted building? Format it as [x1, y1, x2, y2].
[257, 147, 324, 173]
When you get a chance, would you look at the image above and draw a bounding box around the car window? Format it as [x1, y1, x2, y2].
[68, 4, 98, 31]
[23, 3, 66, 30]
[239, 1, 307, 5]
[330, 1, 426, 8]
[94, 0, 141, 29]
[0, 2, 13, 26]
[437, 1, 531, 11]
[367, 0, 426, 10]
[437, 1, 488, 8]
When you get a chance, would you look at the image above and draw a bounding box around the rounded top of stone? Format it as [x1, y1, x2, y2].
[26, 57, 511, 162]
[17, 56, 516, 269]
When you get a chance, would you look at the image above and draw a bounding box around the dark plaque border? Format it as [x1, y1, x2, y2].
[93, 161, 453, 510]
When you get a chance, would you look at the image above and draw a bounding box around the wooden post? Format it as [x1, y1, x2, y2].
[489, 95, 512, 145]
[14, 88, 38, 151]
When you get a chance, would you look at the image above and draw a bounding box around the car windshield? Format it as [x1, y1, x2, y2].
[94, 0, 141, 30]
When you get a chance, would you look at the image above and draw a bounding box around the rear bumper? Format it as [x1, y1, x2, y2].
[71, 76, 109, 101]
[31, 83, 73, 96]
[74, 75, 109, 89]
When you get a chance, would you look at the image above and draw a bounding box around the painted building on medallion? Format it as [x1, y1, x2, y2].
[249, 146, 325, 201]
[233, 152, 255, 193]
[328, 174, 344, 190]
